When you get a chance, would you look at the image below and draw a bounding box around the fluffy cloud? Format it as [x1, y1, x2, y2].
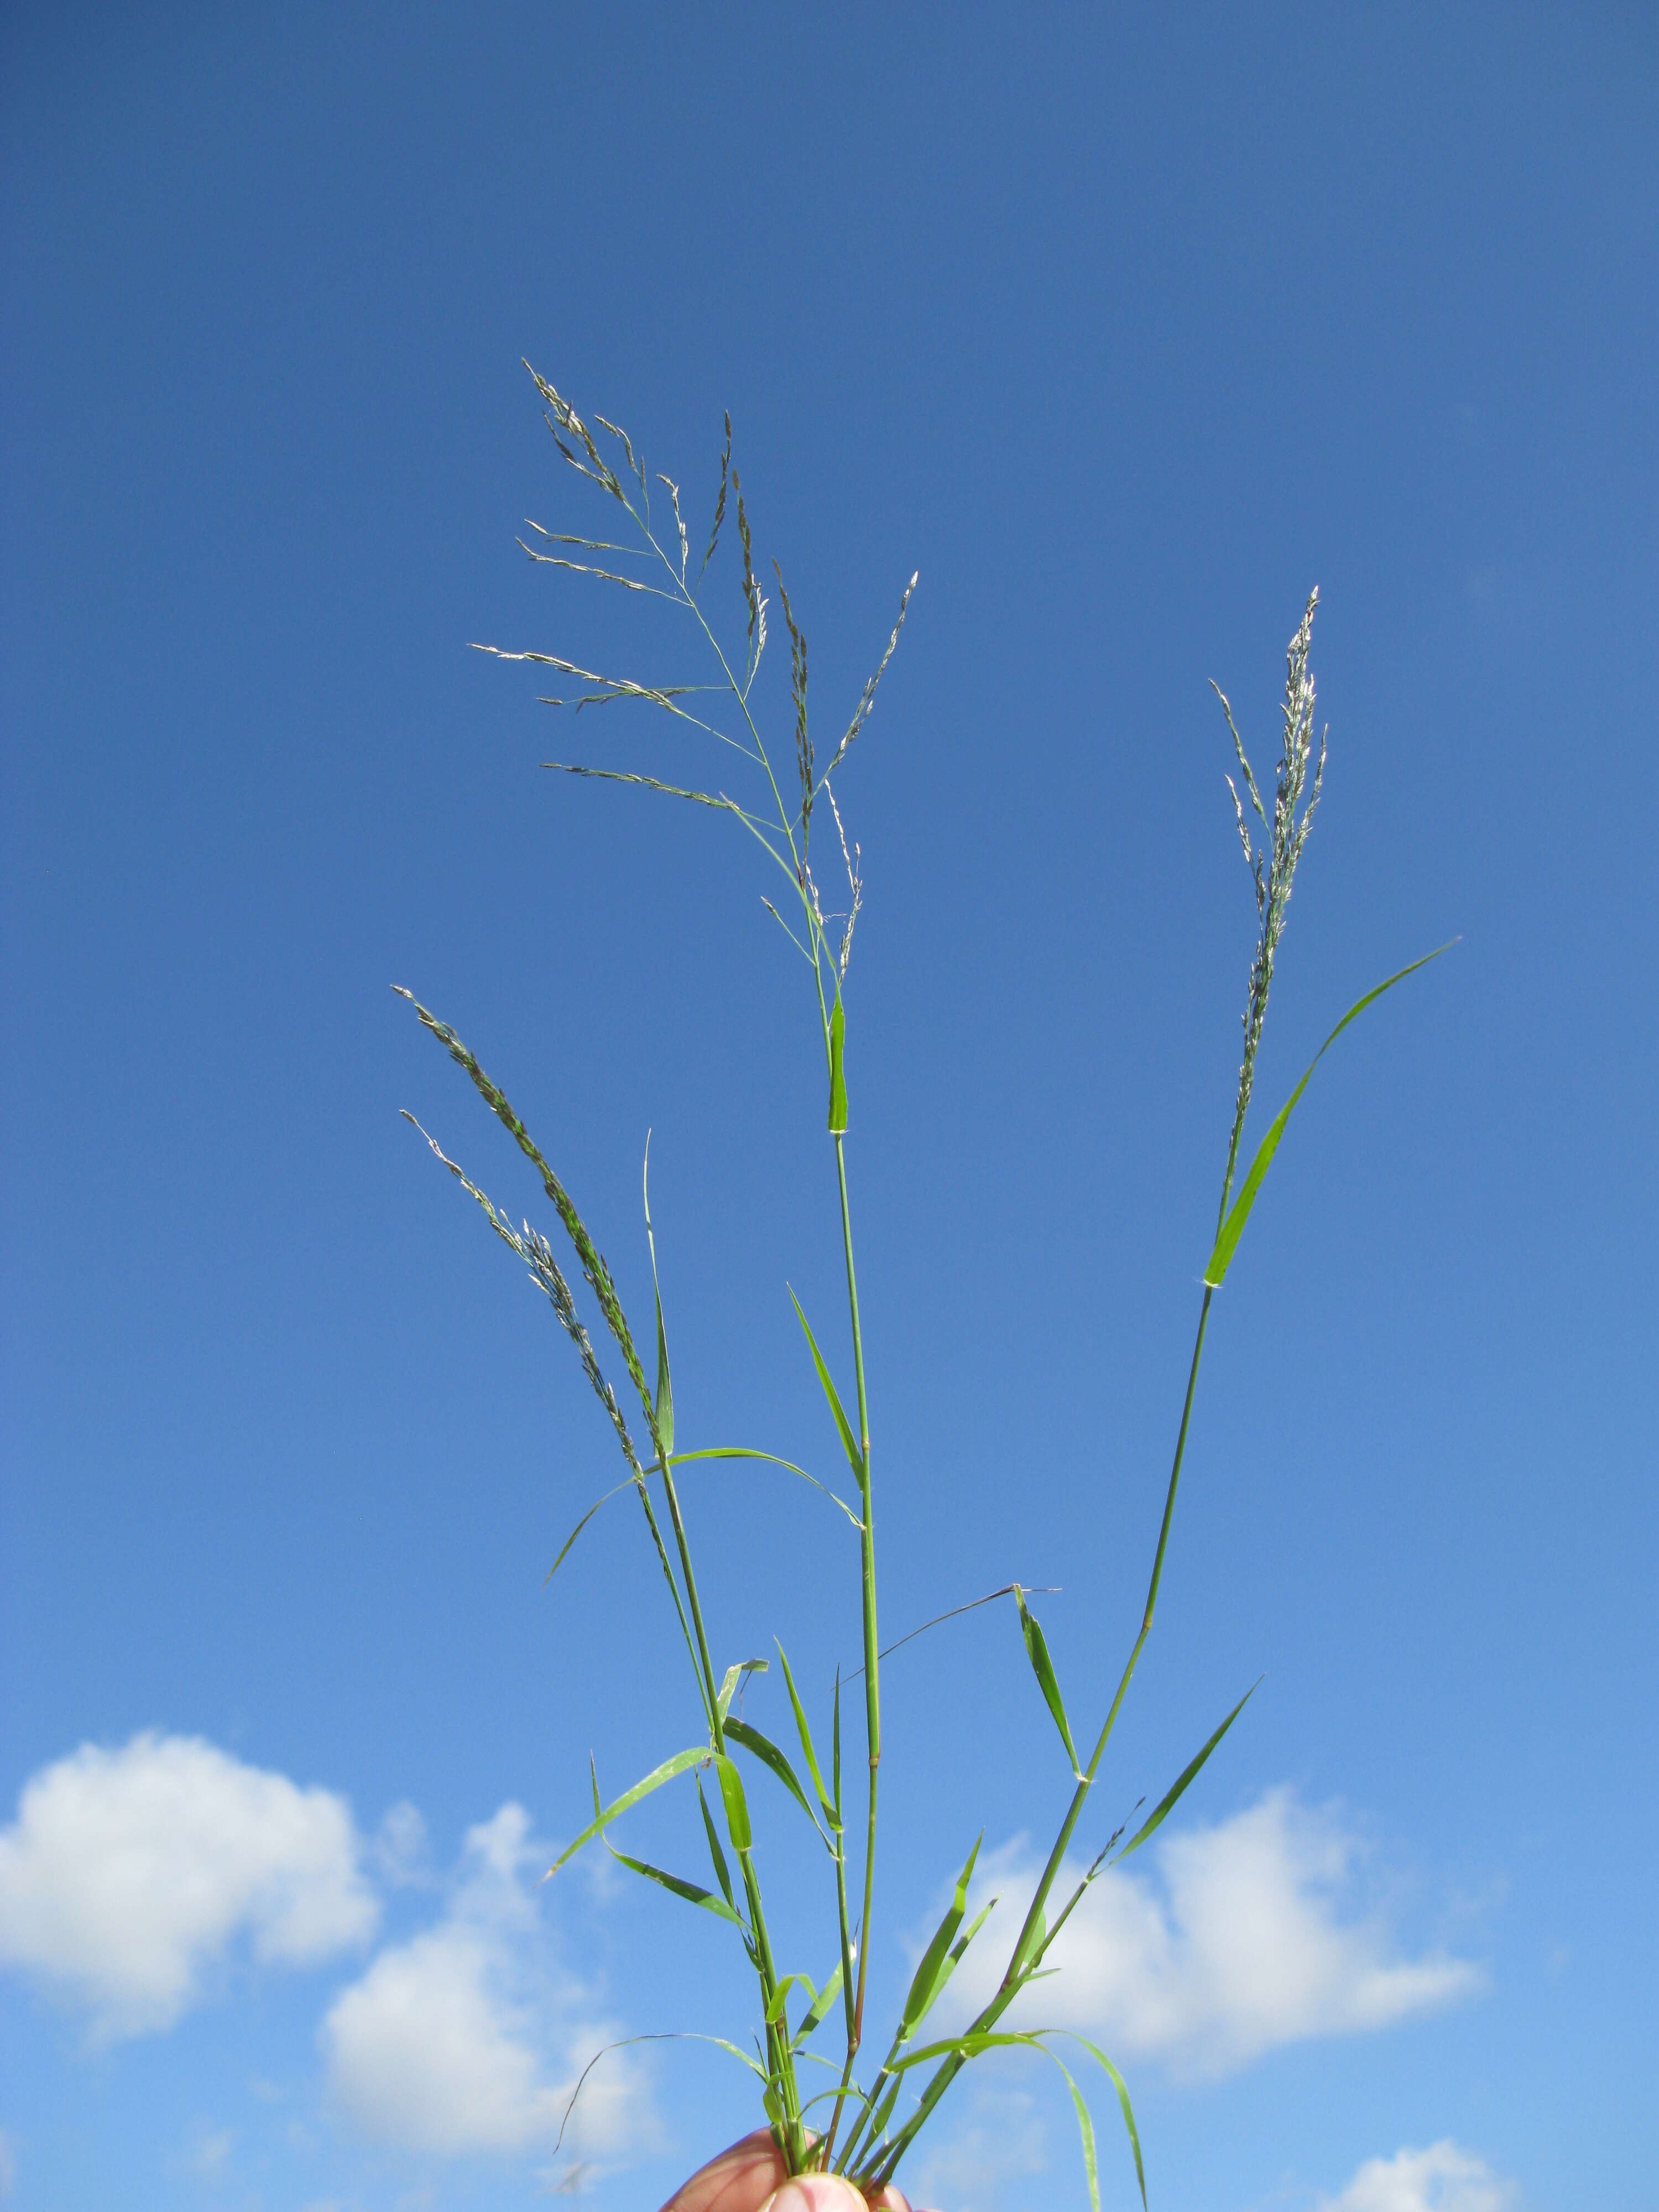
[0, 1733, 378, 2042]
[1319, 2141, 1517, 2212]
[937, 1788, 1481, 2079]
[321, 1804, 648, 2161]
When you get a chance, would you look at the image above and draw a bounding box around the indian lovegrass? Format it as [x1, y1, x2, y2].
[395, 363, 1448, 2203]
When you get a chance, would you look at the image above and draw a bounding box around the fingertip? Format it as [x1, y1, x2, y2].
[758, 2177, 868, 2212]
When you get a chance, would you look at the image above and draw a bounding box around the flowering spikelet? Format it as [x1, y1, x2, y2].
[1212, 588, 1328, 1192]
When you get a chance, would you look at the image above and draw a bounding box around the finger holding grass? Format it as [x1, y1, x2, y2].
[659, 2129, 932, 2212]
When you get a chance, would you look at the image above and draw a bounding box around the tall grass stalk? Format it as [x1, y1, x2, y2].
[397, 368, 1446, 2202]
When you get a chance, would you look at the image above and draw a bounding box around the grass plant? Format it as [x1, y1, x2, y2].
[397, 366, 1446, 2203]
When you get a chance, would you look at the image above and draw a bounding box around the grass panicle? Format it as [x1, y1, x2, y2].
[1213, 586, 1328, 1209]
[398, 372, 1446, 2199]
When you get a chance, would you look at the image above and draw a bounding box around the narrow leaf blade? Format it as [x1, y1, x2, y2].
[1074, 2036, 1147, 2212]
[695, 1777, 738, 1914]
[606, 1843, 745, 1927]
[791, 1958, 844, 2048]
[544, 1479, 635, 1585]
[723, 1717, 823, 1836]
[1204, 946, 1451, 1287]
[1052, 2048, 1100, 2212]
[1015, 1587, 1082, 1776]
[713, 1752, 752, 1852]
[789, 1288, 862, 1479]
[901, 1835, 982, 2034]
[546, 1746, 707, 1875]
[1119, 1683, 1256, 1859]
[775, 1643, 839, 1827]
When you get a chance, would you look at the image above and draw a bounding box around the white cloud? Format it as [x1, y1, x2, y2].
[1319, 2141, 1517, 2212]
[0, 1734, 379, 2042]
[372, 1801, 432, 1887]
[321, 1804, 649, 2159]
[167, 2123, 236, 2183]
[937, 1788, 1482, 2079]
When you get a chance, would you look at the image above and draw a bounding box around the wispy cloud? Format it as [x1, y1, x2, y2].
[320, 1804, 651, 2161]
[906, 2083, 1048, 2212]
[1318, 2140, 1517, 2212]
[0, 1733, 378, 2042]
[935, 1787, 1482, 2079]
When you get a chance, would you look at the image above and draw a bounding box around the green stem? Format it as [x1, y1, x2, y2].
[867, 1287, 1215, 2182]
[655, 1447, 723, 1738]
[824, 1128, 879, 2157]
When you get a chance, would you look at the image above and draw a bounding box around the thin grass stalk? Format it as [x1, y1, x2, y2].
[820, 1128, 880, 2163]
[648, 1433, 805, 2150]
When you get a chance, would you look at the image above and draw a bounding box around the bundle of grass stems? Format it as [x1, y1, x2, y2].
[397, 367, 1445, 2206]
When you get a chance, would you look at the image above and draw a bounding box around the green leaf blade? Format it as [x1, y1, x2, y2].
[723, 1716, 825, 1838]
[791, 1958, 844, 2048]
[604, 1842, 747, 1928]
[1073, 2037, 1147, 2212]
[788, 1288, 863, 1480]
[828, 995, 848, 1133]
[695, 1777, 738, 1915]
[1203, 945, 1452, 1288]
[775, 1643, 840, 1827]
[1015, 1587, 1083, 1777]
[713, 1752, 752, 1852]
[901, 1835, 982, 2036]
[544, 1479, 636, 1585]
[1119, 1683, 1256, 1860]
[546, 1745, 708, 1876]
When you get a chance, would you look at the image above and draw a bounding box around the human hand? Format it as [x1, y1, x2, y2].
[658, 2127, 938, 2212]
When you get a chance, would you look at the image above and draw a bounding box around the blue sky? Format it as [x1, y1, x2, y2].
[2, 5, 1654, 2209]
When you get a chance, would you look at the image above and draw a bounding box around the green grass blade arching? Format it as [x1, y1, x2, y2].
[669, 1446, 863, 1530]
[1203, 946, 1451, 1287]
[1014, 1586, 1084, 1777]
[766, 1972, 816, 2026]
[723, 1715, 830, 1840]
[1074, 2035, 1148, 2212]
[716, 1658, 768, 1721]
[556, 2028, 770, 2156]
[546, 1745, 710, 1876]
[543, 1478, 635, 1585]
[1117, 1683, 1258, 1861]
[1052, 2046, 1102, 2212]
[787, 1287, 863, 1479]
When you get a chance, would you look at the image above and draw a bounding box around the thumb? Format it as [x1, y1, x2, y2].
[757, 2179, 869, 2212]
